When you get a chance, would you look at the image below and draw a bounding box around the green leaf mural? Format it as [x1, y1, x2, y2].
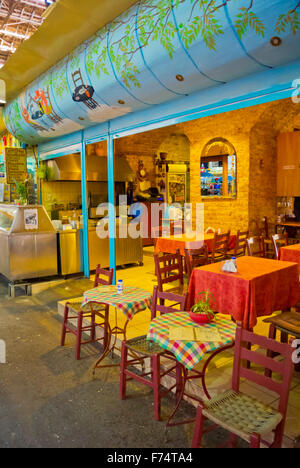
[85, 0, 300, 90]
[49, 0, 300, 96]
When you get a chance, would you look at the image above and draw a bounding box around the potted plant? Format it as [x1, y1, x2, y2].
[189, 291, 216, 324]
[13, 178, 27, 205]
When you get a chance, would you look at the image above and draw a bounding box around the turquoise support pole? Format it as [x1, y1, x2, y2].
[107, 131, 116, 284]
[80, 132, 90, 278]
[37, 147, 42, 205]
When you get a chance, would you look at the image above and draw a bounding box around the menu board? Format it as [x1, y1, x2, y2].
[4, 147, 27, 184]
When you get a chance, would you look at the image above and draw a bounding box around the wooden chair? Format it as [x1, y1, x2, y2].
[264, 310, 300, 377]
[228, 229, 249, 258]
[248, 218, 261, 237]
[154, 249, 187, 296]
[192, 323, 294, 448]
[271, 233, 288, 260]
[260, 217, 277, 256]
[61, 265, 114, 360]
[246, 236, 266, 258]
[184, 245, 209, 280]
[261, 216, 276, 240]
[209, 230, 230, 263]
[120, 287, 187, 421]
[248, 218, 274, 255]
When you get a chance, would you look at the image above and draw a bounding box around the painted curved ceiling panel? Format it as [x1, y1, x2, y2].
[4, 0, 300, 144]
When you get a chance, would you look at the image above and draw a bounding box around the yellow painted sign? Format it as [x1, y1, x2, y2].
[4, 147, 27, 184]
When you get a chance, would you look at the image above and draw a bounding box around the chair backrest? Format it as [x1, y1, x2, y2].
[151, 285, 187, 319]
[232, 323, 294, 419]
[272, 233, 288, 260]
[246, 236, 265, 258]
[94, 264, 114, 287]
[248, 218, 262, 237]
[260, 216, 276, 239]
[154, 249, 184, 291]
[184, 245, 209, 279]
[211, 230, 230, 262]
[234, 229, 249, 257]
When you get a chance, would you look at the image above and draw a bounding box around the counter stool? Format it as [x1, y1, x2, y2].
[60, 265, 114, 360]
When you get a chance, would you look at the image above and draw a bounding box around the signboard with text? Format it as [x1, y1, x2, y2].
[4, 147, 27, 184]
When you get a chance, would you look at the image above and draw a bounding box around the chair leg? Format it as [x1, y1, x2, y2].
[120, 341, 128, 400]
[60, 303, 69, 347]
[280, 331, 288, 344]
[229, 433, 238, 448]
[152, 354, 161, 421]
[272, 421, 284, 448]
[91, 312, 96, 341]
[250, 433, 261, 448]
[103, 306, 110, 349]
[75, 311, 83, 361]
[175, 362, 183, 403]
[191, 406, 205, 448]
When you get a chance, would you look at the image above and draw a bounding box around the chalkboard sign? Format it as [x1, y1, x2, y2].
[4, 147, 27, 184]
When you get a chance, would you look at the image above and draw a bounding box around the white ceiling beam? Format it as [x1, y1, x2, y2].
[20, 1, 47, 8]
[0, 9, 43, 26]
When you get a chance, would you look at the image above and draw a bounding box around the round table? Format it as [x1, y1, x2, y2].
[82, 285, 152, 371]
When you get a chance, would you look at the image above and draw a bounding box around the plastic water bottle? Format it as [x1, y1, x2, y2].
[117, 280, 123, 294]
[231, 257, 237, 268]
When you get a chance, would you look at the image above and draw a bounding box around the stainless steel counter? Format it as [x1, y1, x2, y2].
[58, 230, 82, 275]
[0, 204, 58, 282]
[87, 227, 143, 270]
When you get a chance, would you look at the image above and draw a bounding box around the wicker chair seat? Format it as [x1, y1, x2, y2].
[68, 299, 106, 314]
[202, 390, 282, 441]
[125, 335, 166, 356]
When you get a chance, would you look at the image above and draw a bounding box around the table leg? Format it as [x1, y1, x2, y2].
[92, 321, 113, 375]
[93, 314, 136, 372]
[165, 342, 235, 433]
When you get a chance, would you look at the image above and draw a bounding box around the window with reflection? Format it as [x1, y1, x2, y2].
[200, 138, 237, 198]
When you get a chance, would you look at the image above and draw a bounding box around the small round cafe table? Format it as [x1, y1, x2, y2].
[82, 285, 152, 372]
[147, 311, 236, 429]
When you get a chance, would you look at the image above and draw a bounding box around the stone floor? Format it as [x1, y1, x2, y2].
[0, 247, 300, 448]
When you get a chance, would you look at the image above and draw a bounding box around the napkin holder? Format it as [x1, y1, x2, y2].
[222, 259, 238, 273]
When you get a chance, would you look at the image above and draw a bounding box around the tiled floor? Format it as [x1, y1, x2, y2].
[58, 246, 300, 448]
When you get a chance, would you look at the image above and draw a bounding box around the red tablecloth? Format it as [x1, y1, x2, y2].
[155, 233, 236, 256]
[188, 256, 300, 329]
[279, 244, 300, 273]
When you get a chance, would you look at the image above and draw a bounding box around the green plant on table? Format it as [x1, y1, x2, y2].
[190, 291, 215, 320]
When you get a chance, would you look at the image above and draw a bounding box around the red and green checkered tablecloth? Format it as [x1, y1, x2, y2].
[147, 312, 236, 370]
[82, 285, 152, 321]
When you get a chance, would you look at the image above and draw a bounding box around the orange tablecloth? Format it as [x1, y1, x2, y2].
[279, 244, 300, 273]
[188, 256, 300, 329]
[155, 233, 237, 256]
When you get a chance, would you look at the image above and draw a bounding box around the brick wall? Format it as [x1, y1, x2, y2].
[86, 98, 300, 233]
[249, 99, 300, 230]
